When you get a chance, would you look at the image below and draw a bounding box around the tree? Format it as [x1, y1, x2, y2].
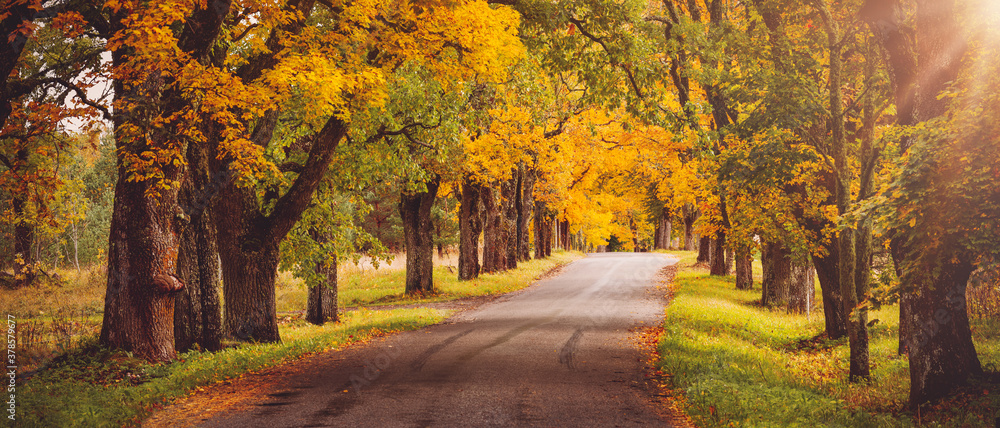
[399, 176, 441, 293]
[867, 0, 993, 405]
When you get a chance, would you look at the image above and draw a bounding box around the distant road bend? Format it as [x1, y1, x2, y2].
[198, 252, 680, 427]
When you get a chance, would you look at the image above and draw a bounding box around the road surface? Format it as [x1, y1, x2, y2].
[198, 253, 678, 427]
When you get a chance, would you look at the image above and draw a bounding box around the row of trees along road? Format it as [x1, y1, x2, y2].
[2, 0, 999, 409]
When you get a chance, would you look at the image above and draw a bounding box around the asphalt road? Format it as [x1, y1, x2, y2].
[202, 252, 679, 427]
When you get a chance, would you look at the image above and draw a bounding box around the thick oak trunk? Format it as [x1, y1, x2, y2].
[175, 141, 222, 352]
[174, 208, 222, 351]
[543, 211, 552, 257]
[400, 176, 440, 294]
[216, 183, 282, 342]
[100, 163, 185, 362]
[901, 255, 981, 404]
[458, 177, 483, 280]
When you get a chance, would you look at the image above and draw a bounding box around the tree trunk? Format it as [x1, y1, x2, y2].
[735, 245, 753, 290]
[788, 260, 815, 314]
[543, 212, 552, 257]
[517, 165, 535, 261]
[213, 115, 347, 343]
[306, 257, 338, 325]
[710, 231, 729, 276]
[100, 1, 233, 360]
[812, 247, 849, 339]
[11, 181, 35, 288]
[501, 176, 518, 270]
[533, 201, 547, 259]
[848, 225, 872, 381]
[697, 236, 711, 263]
[481, 185, 505, 273]
[174, 208, 222, 352]
[560, 219, 570, 251]
[174, 139, 223, 352]
[400, 176, 440, 294]
[761, 241, 790, 307]
[897, 249, 982, 404]
[683, 204, 699, 251]
[216, 183, 282, 342]
[458, 177, 483, 280]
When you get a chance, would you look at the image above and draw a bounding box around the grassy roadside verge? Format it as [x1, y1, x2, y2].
[18, 251, 584, 427]
[277, 250, 584, 310]
[656, 253, 1000, 427]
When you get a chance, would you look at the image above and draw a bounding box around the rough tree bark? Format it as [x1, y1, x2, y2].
[400, 176, 441, 294]
[682, 204, 699, 251]
[100, 1, 231, 361]
[306, 257, 338, 325]
[710, 231, 729, 276]
[864, 0, 981, 404]
[481, 185, 505, 273]
[735, 245, 753, 290]
[501, 175, 518, 270]
[697, 236, 711, 263]
[812, 245, 849, 339]
[543, 211, 553, 257]
[788, 261, 815, 314]
[761, 241, 790, 307]
[458, 176, 483, 280]
[215, 116, 347, 343]
[174, 139, 222, 352]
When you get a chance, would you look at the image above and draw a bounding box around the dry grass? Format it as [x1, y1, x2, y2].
[2, 265, 105, 371]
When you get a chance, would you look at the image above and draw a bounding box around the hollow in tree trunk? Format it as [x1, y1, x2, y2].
[400, 175, 441, 294]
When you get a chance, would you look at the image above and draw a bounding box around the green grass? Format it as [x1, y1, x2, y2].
[657, 262, 1000, 427]
[277, 250, 584, 311]
[19, 307, 449, 427]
